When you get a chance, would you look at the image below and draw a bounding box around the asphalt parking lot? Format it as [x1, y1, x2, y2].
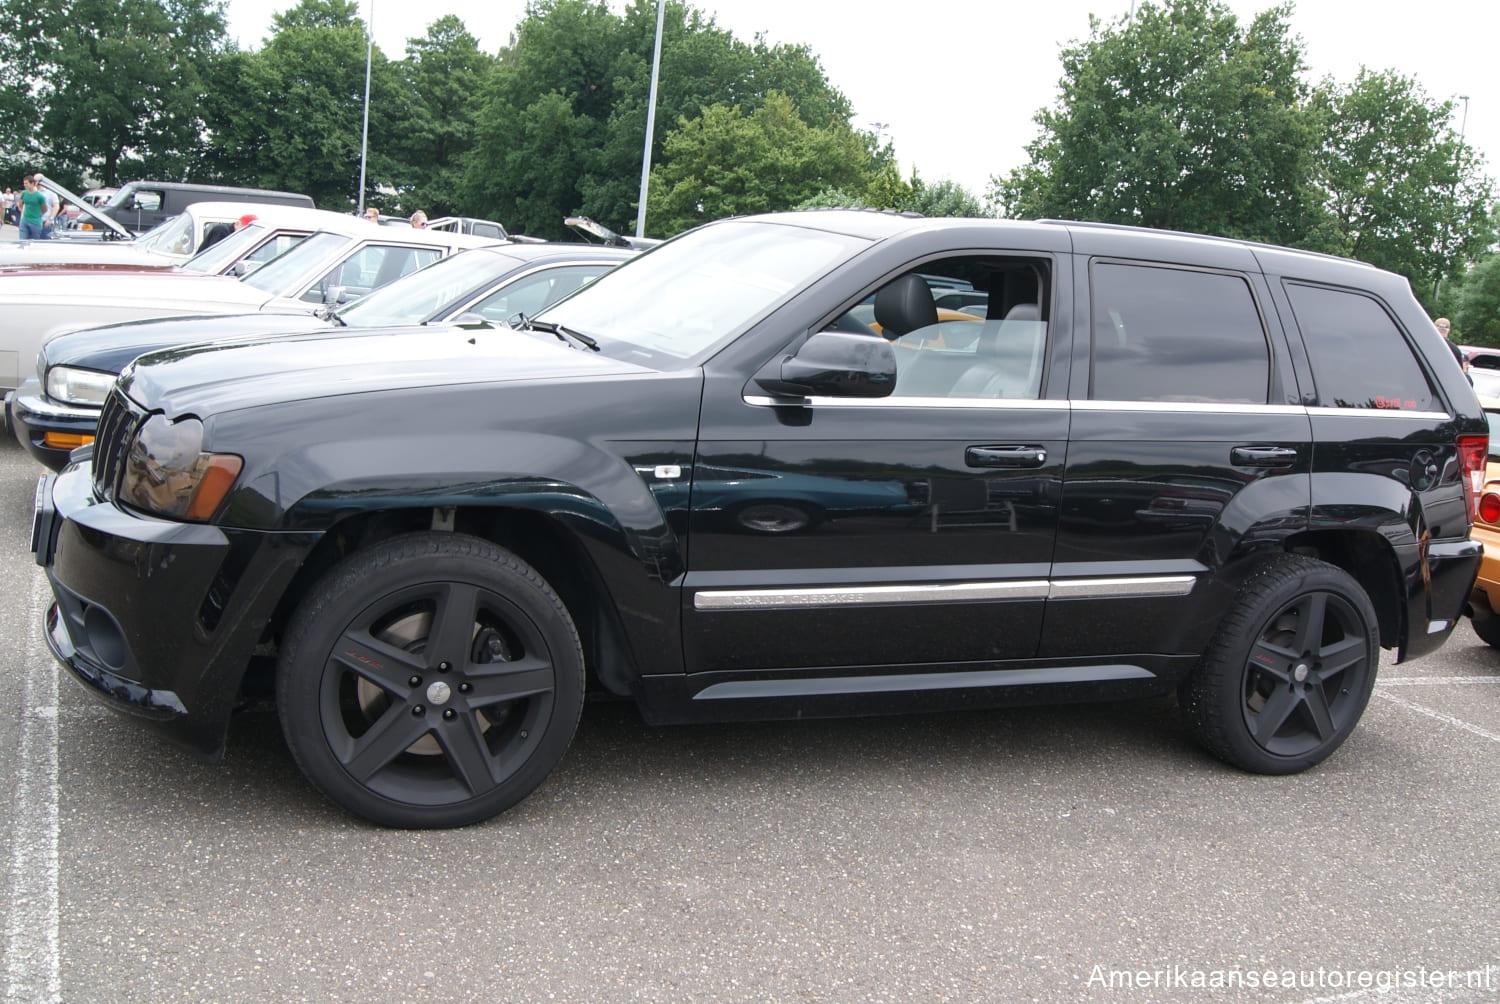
[1, 429, 1498, 1002]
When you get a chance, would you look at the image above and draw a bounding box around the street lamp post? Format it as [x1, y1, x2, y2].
[357, 0, 374, 216]
[635, 0, 665, 239]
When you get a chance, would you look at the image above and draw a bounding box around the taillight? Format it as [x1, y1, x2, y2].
[1457, 434, 1488, 524]
[1480, 492, 1500, 526]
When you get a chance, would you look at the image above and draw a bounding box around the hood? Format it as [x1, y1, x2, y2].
[0, 270, 274, 313]
[0, 247, 173, 270]
[121, 324, 655, 417]
[41, 312, 338, 374]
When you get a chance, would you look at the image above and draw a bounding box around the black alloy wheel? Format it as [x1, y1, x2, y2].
[1182, 554, 1379, 774]
[277, 532, 584, 828]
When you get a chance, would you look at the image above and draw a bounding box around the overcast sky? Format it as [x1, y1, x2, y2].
[223, 0, 1498, 205]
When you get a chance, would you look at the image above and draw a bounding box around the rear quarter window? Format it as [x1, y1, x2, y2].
[1284, 282, 1434, 411]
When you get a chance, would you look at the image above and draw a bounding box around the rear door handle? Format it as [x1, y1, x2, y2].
[966, 445, 1047, 468]
[1231, 445, 1299, 468]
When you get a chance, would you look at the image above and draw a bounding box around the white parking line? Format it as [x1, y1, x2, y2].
[1379, 675, 1500, 686]
[4, 570, 61, 1003]
[1373, 690, 1500, 745]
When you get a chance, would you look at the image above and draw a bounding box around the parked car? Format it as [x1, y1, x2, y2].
[12, 243, 636, 468]
[0, 218, 501, 396]
[96, 180, 314, 233]
[1468, 397, 1500, 646]
[425, 216, 509, 240]
[0, 196, 350, 271]
[31, 211, 1485, 828]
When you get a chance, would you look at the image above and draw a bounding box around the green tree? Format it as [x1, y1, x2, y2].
[1457, 252, 1500, 346]
[201, 0, 398, 208]
[646, 91, 872, 235]
[1312, 70, 1495, 310]
[991, 0, 1321, 244]
[381, 15, 497, 216]
[466, 0, 855, 238]
[904, 176, 985, 218]
[0, 0, 230, 184]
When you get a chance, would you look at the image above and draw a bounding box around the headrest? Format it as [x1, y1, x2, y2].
[873, 274, 938, 338]
[1004, 303, 1039, 322]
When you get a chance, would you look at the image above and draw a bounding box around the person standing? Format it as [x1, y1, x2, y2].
[34, 174, 58, 236]
[409, 210, 427, 229]
[1435, 317, 1468, 373]
[18, 175, 49, 240]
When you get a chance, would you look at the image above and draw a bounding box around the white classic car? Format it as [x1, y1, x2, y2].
[0, 220, 504, 396]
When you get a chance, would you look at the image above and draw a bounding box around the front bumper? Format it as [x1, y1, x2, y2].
[9, 377, 101, 471]
[34, 463, 321, 757]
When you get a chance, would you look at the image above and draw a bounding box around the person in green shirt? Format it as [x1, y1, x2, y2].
[19, 175, 49, 240]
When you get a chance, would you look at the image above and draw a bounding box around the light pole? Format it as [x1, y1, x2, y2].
[357, 0, 374, 216]
[635, 0, 665, 238]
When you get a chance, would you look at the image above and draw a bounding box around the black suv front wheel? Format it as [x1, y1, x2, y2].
[1182, 554, 1379, 774]
[276, 532, 586, 827]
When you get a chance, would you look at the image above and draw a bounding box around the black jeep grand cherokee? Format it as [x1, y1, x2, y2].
[32, 211, 1487, 827]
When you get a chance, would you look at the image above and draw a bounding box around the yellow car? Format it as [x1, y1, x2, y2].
[1469, 397, 1500, 645]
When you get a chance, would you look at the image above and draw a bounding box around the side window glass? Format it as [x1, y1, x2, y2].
[830, 256, 1050, 401]
[1091, 262, 1269, 404]
[1285, 282, 1434, 411]
[471, 265, 610, 323]
[132, 190, 163, 212]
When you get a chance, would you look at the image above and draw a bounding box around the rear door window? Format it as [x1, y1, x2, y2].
[1090, 262, 1270, 403]
[1284, 282, 1434, 411]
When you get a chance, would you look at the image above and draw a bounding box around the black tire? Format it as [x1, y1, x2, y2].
[1181, 554, 1379, 774]
[276, 532, 585, 828]
[1470, 601, 1500, 648]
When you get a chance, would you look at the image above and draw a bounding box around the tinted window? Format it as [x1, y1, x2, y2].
[1285, 283, 1435, 411]
[1091, 263, 1269, 404]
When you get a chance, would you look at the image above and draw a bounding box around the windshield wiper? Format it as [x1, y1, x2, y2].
[520, 316, 599, 351]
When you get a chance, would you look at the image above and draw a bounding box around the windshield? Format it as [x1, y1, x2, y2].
[180, 223, 308, 275]
[537, 219, 867, 363]
[136, 212, 195, 256]
[239, 230, 347, 295]
[338, 247, 522, 327]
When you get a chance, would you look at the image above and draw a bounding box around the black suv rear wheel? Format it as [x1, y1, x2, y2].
[1182, 554, 1378, 774]
[276, 532, 585, 827]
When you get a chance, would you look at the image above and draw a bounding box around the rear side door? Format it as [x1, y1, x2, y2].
[1044, 236, 1312, 662]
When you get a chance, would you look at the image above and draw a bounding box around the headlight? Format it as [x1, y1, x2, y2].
[118, 415, 243, 521]
[45, 366, 115, 405]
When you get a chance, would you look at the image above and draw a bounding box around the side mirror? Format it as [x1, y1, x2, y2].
[322, 285, 345, 306]
[230, 260, 252, 277]
[449, 312, 493, 330]
[754, 331, 897, 399]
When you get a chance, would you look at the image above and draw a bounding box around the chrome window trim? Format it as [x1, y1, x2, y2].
[693, 574, 1196, 611]
[743, 394, 1068, 410]
[1304, 405, 1452, 420]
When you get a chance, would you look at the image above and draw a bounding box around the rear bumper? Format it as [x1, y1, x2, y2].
[1403, 535, 1483, 661]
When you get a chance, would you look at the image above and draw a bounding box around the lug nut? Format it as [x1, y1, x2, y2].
[442, 709, 456, 720]
[438, 662, 451, 672]
[411, 704, 426, 716]
[408, 675, 422, 687]
[458, 682, 471, 693]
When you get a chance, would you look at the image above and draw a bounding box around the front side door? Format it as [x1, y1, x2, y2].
[682, 247, 1073, 683]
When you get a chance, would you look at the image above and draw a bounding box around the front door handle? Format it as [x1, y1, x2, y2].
[966, 445, 1047, 468]
[1231, 445, 1299, 468]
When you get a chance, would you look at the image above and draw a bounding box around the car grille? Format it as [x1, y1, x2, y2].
[92, 389, 145, 500]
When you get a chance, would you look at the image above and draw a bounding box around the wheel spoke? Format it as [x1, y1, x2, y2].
[341, 705, 432, 782]
[1290, 593, 1327, 653]
[1313, 634, 1365, 682]
[436, 714, 500, 796]
[330, 630, 424, 694]
[465, 654, 555, 708]
[426, 582, 483, 669]
[1248, 641, 1294, 683]
[1303, 683, 1337, 741]
[1251, 683, 1300, 743]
